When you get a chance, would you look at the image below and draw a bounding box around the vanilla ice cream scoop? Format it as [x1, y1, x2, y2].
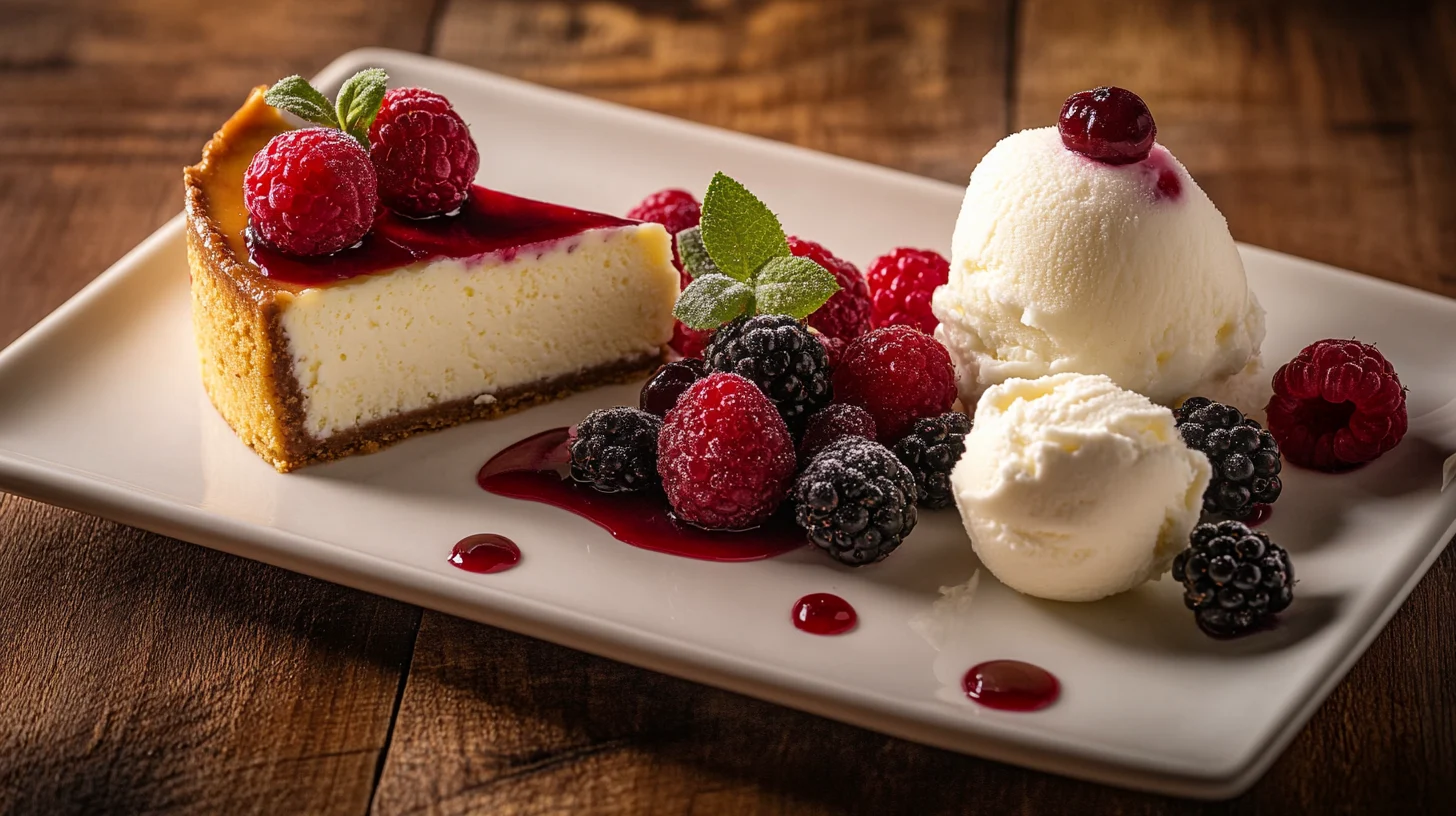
[931, 126, 1264, 408]
[952, 373, 1210, 602]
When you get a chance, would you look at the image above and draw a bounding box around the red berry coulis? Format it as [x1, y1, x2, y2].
[1058, 86, 1157, 166]
[448, 534, 522, 574]
[248, 185, 634, 287]
[962, 660, 1060, 712]
[791, 593, 857, 635]
[477, 428, 805, 562]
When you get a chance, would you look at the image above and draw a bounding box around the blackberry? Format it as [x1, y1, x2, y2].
[1173, 521, 1294, 638]
[1174, 397, 1282, 520]
[892, 411, 972, 509]
[569, 407, 662, 493]
[703, 314, 832, 432]
[793, 437, 918, 566]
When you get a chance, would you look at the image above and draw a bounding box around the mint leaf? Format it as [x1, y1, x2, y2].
[264, 76, 340, 129]
[699, 172, 789, 282]
[335, 68, 389, 146]
[675, 226, 722, 280]
[753, 256, 841, 319]
[673, 274, 754, 329]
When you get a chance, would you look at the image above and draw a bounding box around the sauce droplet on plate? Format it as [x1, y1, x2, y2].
[477, 428, 805, 562]
[449, 534, 521, 574]
[792, 593, 857, 635]
[962, 660, 1060, 712]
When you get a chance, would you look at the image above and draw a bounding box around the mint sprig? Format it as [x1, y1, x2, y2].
[672, 172, 840, 329]
[264, 68, 389, 147]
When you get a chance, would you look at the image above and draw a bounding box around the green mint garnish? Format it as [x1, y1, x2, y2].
[698, 172, 789, 282]
[672, 171, 840, 330]
[753, 256, 842, 319]
[264, 68, 389, 148]
[673, 274, 755, 330]
[675, 226, 721, 280]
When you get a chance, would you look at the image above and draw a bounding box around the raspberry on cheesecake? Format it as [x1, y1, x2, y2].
[185, 74, 678, 471]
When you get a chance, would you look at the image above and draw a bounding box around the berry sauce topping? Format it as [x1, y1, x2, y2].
[448, 534, 521, 574]
[1058, 86, 1157, 165]
[248, 186, 635, 287]
[791, 593, 858, 636]
[478, 428, 804, 562]
[962, 661, 1060, 712]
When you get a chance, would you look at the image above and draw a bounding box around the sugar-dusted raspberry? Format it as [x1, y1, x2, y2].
[866, 248, 950, 333]
[368, 87, 480, 217]
[658, 373, 797, 529]
[1266, 339, 1407, 471]
[799, 403, 878, 463]
[832, 326, 957, 442]
[789, 237, 871, 344]
[628, 189, 706, 356]
[627, 188, 702, 240]
[243, 128, 378, 257]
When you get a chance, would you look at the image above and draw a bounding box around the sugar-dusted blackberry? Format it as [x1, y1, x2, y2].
[793, 437, 918, 566]
[1172, 520, 1294, 638]
[892, 411, 972, 509]
[569, 407, 662, 493]
[1174, 397, 1282, 520]
[703, 314, 832, 432]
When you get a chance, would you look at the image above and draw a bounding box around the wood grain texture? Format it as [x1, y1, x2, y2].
[1, 0, 1455, 813]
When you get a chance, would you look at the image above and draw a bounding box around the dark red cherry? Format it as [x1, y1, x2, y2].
[1058, 86, 1156, 165]
[640, 358, 708, 418]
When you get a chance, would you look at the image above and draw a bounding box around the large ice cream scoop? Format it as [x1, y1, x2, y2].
[952, 373, 1210, 602]
[931, 89, 1264, 408]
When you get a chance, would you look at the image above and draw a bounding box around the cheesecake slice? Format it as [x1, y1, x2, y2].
[185, 88, 678, 472]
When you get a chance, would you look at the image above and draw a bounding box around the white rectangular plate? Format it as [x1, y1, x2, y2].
[2, 49, 1454, 800]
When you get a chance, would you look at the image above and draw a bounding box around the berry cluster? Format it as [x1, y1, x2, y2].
[244, 71, 482, 257]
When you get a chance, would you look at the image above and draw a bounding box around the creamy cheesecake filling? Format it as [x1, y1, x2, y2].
[278, 224, 677, 440]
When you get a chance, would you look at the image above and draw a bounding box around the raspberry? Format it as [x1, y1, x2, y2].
[658, 373, 797, 529]
[627, 188, 702, 241]
[866, 248, 950, 333]
[569, 408, 662, 493]
[1174, 398, 1282, 519]
[799, 403, 878, 463]
[639, 359, 706, 418]
[703, 315, 833, 432]
[1058, 86, 1157, 165]
[243, 128, 378, 256]
[368, 87, 480, 217]
[892, 411, 972, 509]
[670, 323, 712, 359]
[832, 326, 957, 442]
[628, 189, 706, 357]
[789, 237, 871, 344]
[1173, 521, 1294, 638]
[1266, 339, 1407, 471]
[794, 437, 919, 566]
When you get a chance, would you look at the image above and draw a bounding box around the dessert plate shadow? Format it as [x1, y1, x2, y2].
[2, 49, 1454, 800]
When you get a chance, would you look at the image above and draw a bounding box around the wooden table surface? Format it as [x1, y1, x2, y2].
[2, 0, 1454, 813]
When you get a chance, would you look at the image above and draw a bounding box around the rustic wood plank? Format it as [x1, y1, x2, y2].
[0, 1, 439, 812]
[430, 0, 1012, 182]
[0, 494, 422, 814]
